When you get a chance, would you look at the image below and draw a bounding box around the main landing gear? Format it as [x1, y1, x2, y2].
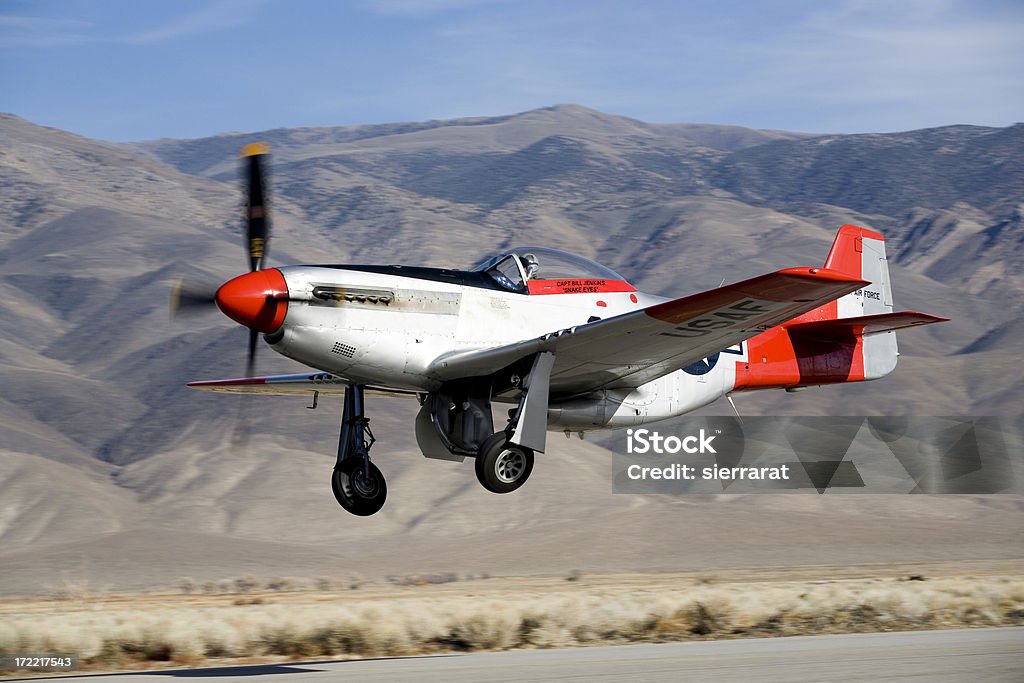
[475, 431, 534, 494]
[332, 385, 387, 516]
[333, 353, 554, 513]
[471, 351, 552, 494]
[414, 352, 555, 497]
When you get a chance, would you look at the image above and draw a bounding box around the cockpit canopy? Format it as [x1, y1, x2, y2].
[471, 246, 632, 294]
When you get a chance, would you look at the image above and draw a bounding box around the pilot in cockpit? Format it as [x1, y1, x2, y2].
[521, 253, 540, 280]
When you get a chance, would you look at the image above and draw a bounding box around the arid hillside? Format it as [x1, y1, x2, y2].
[0, 106, 1021, 594]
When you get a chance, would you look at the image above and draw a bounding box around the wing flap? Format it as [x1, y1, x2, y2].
[430, 267, 868, 394]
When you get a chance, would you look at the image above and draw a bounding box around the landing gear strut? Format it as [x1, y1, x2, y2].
[332, 385, 387, 516]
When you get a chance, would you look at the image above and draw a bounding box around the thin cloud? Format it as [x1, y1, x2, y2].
[362, 0, 507, 16]
[0, 15, 96, 47]
[733, 0, 1024, 129]
[0, 1, 268, 48]
[421, 0, 1024, 132]
[121, 0, 267, 45]
[4, 0, 1020, 138]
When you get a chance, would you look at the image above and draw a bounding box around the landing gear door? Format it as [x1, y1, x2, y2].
[415, 381, 494, 461]
[510, 351, 555, 453]
[415, 403, 466, 462]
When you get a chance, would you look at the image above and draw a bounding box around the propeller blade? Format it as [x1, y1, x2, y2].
[241, 142, 270, 272]
[246, 328, 258, 378]
[231, 402, 252, 451]
[176, 144, 279, 450]
[170, 279, 218, 318]
[232, 328, 260, 452]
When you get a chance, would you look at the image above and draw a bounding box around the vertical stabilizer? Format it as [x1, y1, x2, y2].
[824, 224, 893, 317]
[823, 225, 897, 378]
[733, 224, 945, 393]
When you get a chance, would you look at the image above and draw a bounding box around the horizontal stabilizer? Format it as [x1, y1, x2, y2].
[787, 311, 949, 339]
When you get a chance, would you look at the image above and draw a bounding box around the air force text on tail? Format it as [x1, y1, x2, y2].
[626, 428, 717, 454]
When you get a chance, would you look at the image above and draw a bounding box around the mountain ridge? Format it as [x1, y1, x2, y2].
[0, 106, 1020, 593]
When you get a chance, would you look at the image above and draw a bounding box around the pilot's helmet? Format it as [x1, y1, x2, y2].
[521, 253, 540, 279]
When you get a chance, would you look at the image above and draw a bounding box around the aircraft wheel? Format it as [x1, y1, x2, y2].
[475, 433, 534, 494]
[332, 459, 387, 516]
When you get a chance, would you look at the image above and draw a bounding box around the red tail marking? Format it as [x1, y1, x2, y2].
[824, 225, 875, 278]
[734, 325, 865, 390]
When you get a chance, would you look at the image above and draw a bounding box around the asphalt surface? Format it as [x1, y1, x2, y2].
[16, 627, 1024, 682]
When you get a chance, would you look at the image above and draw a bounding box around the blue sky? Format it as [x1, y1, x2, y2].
[2, 0, 1022, 141]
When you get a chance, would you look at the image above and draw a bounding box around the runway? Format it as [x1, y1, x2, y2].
[24, 627, 1024, 682]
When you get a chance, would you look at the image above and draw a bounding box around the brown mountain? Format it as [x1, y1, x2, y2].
[0, 106, 1020, 594]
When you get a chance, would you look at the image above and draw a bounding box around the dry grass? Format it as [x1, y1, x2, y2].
[1, 573, 1022, 672]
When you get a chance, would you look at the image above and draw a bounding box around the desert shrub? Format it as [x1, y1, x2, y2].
[391, 572, 459, 586]
[265, 576, 295, 592]
[438, 611, 517, 651]
[234, 574, 259, 594]
[259, 626, 319, 657]
[3, 575, 1021, 670]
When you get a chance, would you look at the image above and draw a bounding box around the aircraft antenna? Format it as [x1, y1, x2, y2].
[726, 393, 743, 424]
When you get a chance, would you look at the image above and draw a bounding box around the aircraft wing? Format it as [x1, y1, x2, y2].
[429, 267, 868, 396]
[187, 372, 417, 399]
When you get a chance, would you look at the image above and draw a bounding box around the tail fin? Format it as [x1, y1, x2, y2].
[824, 224, 893, 317]
[733, 224, 947, 392]
[821, 225, 897, 378]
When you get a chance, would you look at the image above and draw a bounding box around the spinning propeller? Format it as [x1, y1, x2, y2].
[170, 142, 289, 379]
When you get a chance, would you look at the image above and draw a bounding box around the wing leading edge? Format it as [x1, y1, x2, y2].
[187, 373, 417, 399]
[429, 267, 868, 396]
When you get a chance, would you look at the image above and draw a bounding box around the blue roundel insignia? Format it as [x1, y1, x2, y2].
[683, 352, 720, 376]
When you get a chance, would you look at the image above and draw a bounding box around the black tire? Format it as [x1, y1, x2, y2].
[332, 458, 387, 516]
[475, 432, 534, 494]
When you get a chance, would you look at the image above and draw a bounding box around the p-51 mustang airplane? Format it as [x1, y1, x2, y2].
[174, 144, 947, 516]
